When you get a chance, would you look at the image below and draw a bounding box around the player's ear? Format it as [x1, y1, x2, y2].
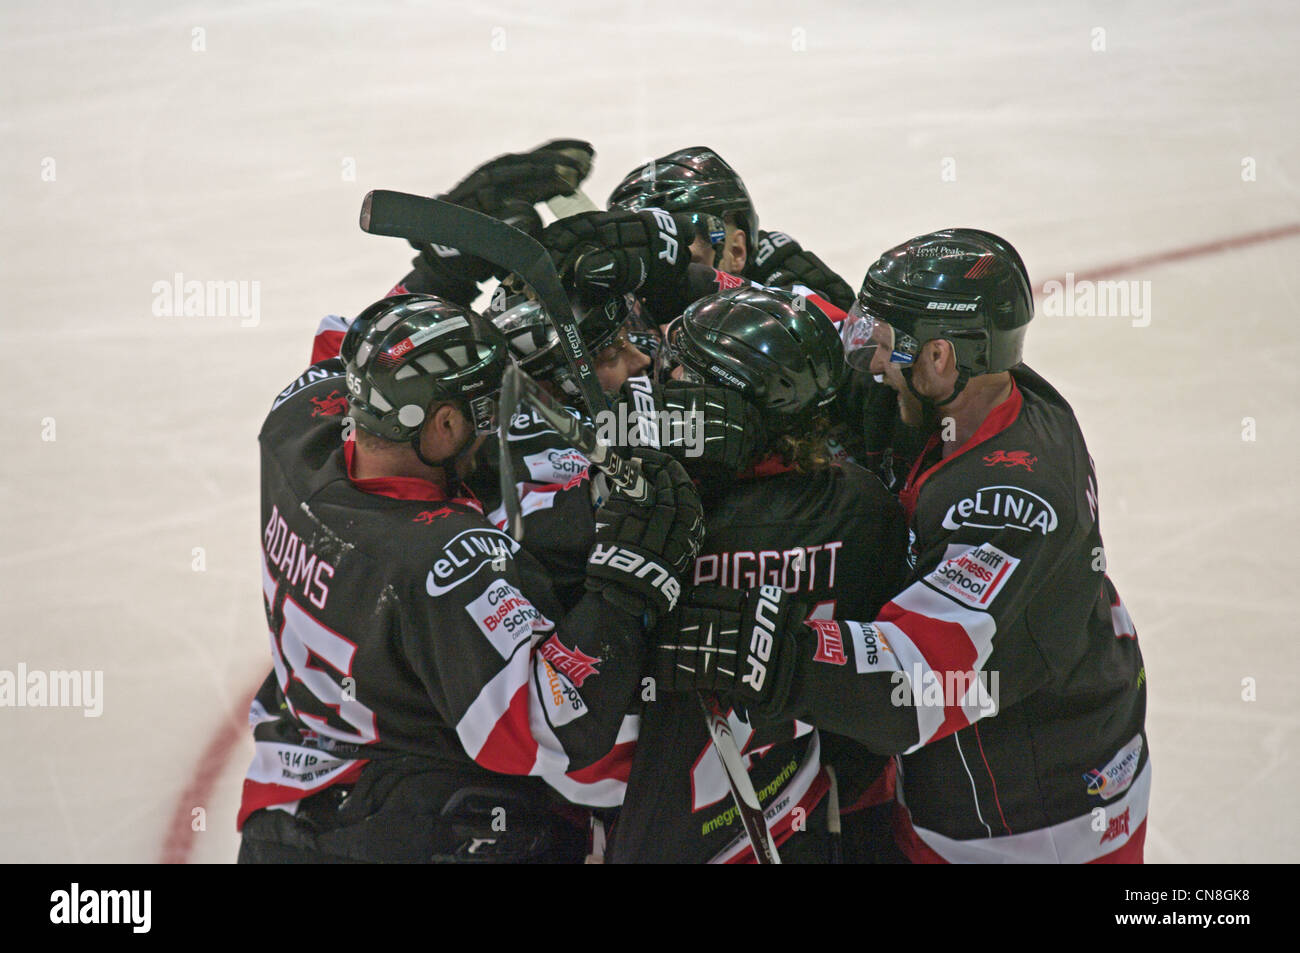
[425, 402, 467, 454]
[728, 226, 748, 273]
[927, 339, 955, 376]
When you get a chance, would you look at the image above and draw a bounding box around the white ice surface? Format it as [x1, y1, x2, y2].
[2, 0, 1297, 863]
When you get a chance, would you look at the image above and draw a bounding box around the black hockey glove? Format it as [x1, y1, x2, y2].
[586, 448, 704, 626]
[652, 584, 805, 708]
[617, 377, 765, 479]
[749, 230, 856, 312]
[541, 209, 693, 306]
[409, 139, 596, 294]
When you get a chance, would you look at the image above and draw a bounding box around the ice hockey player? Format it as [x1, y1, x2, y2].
[608, 286, 908, 863]
[607, 146, 857, 310]
[238, 293, 704, 863]
[654, 230, 1150, 863]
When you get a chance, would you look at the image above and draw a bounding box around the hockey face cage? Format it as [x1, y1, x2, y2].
[493, 296, 631, 399]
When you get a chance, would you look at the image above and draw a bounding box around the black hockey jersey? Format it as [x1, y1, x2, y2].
[767, 366, 1150, 863]
[608, 457, 908, 863]
[238, 358, 643, 833]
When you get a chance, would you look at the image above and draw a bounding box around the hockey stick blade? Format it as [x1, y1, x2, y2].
[359, 190, 608, 421]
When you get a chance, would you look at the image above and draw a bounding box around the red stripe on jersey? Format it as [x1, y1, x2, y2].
[841, 756, 897, 814]
[311, 329, 346, 366]
[473, 682, 541, 774]
[343, 437, 482, 507]
[900, 379, 1024, 520]
[236, 760, 366, 830]
[972, 722, 1013, 835]
[723, 769, 831, 864]
[877, 599, 979, 678]
[566, 739, 636, 785]
[805, 293, 846, 326]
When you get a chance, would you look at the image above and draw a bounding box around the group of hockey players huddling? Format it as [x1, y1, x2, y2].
[239, 140, 1151, 864]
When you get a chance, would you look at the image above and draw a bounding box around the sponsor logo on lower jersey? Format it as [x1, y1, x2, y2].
[925, 542, 1020, 609]
[465, 579, 550, 658]
[1084, 733, 1144, 801]
[1100, 806, 1131, 845]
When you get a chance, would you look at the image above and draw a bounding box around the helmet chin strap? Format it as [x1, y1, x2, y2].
[902, 365, 970, 410]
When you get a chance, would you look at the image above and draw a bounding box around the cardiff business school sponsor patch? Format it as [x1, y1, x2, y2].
[464, 579, 551, 658]
[941, 485, 1058, 535]
[925, 542, 1020, 609]
[1083, 733, 1143, 800]
[523, 446, 590, 484]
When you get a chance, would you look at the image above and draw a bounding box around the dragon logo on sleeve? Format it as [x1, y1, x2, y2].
[310, 390, 350, 417]
[982, 449, 1037, 471]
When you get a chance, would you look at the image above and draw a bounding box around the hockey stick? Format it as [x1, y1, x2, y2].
[360, 191, 607, 421]
[358, 189, 780, 864]
[506, 365, 780, 864]
[545, 186, 601, 219]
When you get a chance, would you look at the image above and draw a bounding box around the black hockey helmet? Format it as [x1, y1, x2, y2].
[488, 292, 637, 398]
[608, 147, 759, 263]
[662, 286, 844, 427]
[345, 294, 511, 443]
[846, 228, 1033, 382]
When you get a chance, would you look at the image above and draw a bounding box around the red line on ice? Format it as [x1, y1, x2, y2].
[159, 692, 253, 863]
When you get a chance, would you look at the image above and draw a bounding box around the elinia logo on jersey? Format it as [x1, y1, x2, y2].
[50, 883, 150, 934]
[1040, 273, 1152, 328]
[0, 664, 103, 717]
[150, 272, 261, 327]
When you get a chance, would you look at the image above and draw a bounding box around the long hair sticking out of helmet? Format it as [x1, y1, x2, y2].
[661, 286, 844, 470]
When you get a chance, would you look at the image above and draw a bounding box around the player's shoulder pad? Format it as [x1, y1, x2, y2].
[270, 359, 347, 412]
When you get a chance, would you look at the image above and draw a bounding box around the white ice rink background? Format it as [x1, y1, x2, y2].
[2, 0, 1297, 863]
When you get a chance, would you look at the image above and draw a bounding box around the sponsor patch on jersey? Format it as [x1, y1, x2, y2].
[1099, 806, 1131, 845]
[1083, 734, 1143, 801]
[537, 658, 587, 726]
[925, 542, 1021, 609]
[464, 580, 550, 658]
[523, 446, 590, 484]
[809, 620, 847, 666]
[426, 528, 519, 597]
[848, 622, 895, 675]
[538, 635, 601, 687]
[941, 485, 1058, 535]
